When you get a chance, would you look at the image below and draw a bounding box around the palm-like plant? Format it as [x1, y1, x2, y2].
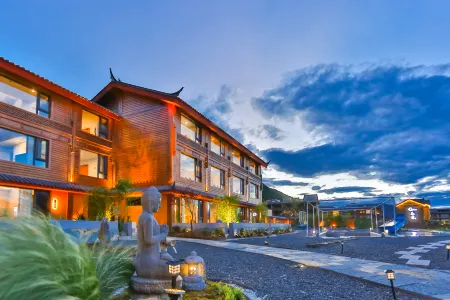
[0, 214, 134, 300]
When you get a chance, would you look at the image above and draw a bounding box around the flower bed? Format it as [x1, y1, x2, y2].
[168, 226, 227, 240]
[234, 227, 292, 238]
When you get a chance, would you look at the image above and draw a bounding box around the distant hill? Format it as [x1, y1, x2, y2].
[262, 183, 294, 202]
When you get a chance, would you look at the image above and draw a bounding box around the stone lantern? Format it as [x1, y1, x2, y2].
[181, 251, 206, 291]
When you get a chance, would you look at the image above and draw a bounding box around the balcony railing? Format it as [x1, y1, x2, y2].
[177, 133, 207, 154]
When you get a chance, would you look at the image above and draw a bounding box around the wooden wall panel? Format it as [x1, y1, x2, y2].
[114, 93, 171, 186]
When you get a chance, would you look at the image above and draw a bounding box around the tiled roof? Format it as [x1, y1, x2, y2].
[0, 57, 120, 119]
[398, 198, 431, 206]
[93, 80, 268, 166]
[0, 173, 90, 192]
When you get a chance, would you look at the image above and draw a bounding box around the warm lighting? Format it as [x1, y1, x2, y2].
[31, 89, 35, 93]
[446, 244, 450, 250]
[52, 198, 58, 210]
[167, 260, 184, 289]
[189, 265, 197, 275]
[385, 269, 395, 280]
[169, 264, 181, 275]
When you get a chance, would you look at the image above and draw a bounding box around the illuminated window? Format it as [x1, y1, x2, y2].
[210, 135, 225, 157]
[181, 115, 201, 143]
[211, 167, 225, 189]
[0, 75, 50, 117]
[79, 149, 108, 179]
[180, 153, 202, 182]
[0, 127, 48, 167]
[81, 110, 109, 139]
[249, 161, 256, 174]
[250, 183, 258, 199]
[233, 176, 244, 195]
[232, 149, 244, 167]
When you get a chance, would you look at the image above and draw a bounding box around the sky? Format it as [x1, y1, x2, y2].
[2, 1, 450, 206]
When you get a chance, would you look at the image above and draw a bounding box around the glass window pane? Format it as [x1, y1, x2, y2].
[81, 110, 100, 136]
[181, 115, 196, 141]
[233, 176, 243, 195]
[180, 153, 195, 181]
[232, 149, 241, 166]
[38, 94, 49, 112]
[99, 117, 108, 139]
[249, 161, 256, 174]
[250, 183, 258, 199]
[210, 135, 221, 155]
[80, 149, 100, 177]
[0, 76, 38, 115]
[211, 167, 222, 188]
[0, 186, 33, 219]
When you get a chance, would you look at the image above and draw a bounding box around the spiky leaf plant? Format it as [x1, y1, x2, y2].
[0, 214, 134, 300]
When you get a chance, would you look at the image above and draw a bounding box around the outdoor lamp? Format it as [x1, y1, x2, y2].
[446, 244, 450, 260]
[181, 251, 206, 291]
[384, 270, 397, 300]
[167, 260, 184, 289]
[341, 240, 345, 254]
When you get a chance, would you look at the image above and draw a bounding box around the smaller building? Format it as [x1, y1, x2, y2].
[396, 198, 430, 228]
[430, 206, 450, 224]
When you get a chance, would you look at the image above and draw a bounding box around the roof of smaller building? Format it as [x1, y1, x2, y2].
[319, 197, 396, 211]
[397, 198, 431, 206]
[303, 194, 319, 203]
[0, 173, 90, 192]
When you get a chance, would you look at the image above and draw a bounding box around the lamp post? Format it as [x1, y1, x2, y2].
[385, 270, 397, 300]
[446, 244, 450, 260]
[341, 240, 344, 254]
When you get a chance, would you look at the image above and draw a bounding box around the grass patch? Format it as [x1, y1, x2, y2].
[184, 280, 245, 300]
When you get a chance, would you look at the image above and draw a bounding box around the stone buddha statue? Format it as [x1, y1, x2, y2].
[134, 187, 173, 280]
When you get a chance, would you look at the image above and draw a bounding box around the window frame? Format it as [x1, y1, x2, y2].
[97, 154, 108, 179]
[99, 116, 109, 139]
[210, 134, 225, 157]
[233, 176, 244, 195]
[0, 75, 51, 118]
[34, 138, 49, 168]
[181, 114, 202, 144]
[250, 183, 259, 199]
[211, 166, 226, 190]
[194, 158, 202, 182]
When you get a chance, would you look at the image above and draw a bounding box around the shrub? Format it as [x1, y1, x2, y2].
[211, 282, 245, 300]
[354, 218, 372, 229]
[74, 213, 87, 221]
[212, 228, 225, 237]
[0, 214, 134, 300]
[182, 227, 191, 233]
[172, 225, 181, 233]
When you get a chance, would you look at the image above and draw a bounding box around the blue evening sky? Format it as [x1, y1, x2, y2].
[2, 1, 450, 205]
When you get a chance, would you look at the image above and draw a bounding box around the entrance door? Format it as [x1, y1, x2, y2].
[34, 190, 50, 215]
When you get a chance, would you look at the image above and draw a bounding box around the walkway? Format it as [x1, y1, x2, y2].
[176, 238, 450, 299]
[395, 239, 450, 267]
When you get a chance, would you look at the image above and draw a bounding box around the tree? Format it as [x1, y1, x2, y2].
[216, 195, 239, 224]
[87, 187, 113, 221]
[281, 197, 303, 224]
[180, 198, 199, 233]
[111, 179, 134, 217]
[255, 202, 268, 223]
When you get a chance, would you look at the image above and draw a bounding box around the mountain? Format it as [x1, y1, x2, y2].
[262, 183, 294, 202]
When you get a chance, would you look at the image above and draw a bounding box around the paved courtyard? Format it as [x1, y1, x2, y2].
[231, 232, 450, 270]
[171, 241, 424, 300]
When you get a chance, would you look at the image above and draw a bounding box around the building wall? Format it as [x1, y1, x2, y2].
[50, 190, 68, 219]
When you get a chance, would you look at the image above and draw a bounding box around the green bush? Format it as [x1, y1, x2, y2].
[212, 229, 225, 237]
[172, 225, 181, 233]
[211, 282, 245, 300]
[354, 218, 372, 229]
[0, 214, 134, 300]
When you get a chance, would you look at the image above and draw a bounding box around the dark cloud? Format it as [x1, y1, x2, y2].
[254, 64, 450, 195]
[320, 186, 376, 194]
[264, 179, 308, 187]
[249, 125, 285, 141]
[311, 185, 321, 191]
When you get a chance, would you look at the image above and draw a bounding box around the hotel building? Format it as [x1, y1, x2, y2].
[0, 57, 267, 226]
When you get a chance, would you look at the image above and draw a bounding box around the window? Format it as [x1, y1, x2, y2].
[0, 127, 49, 167]
[79, 149, 108, 179]
[249, 161, 256, 174]
[180, 153, 202, 182]
[181, 115, 201, 143]
[250, 183, 259, 199]
[210, 135, 225, 157]
[0, 75, 50, 117]
[81, 110, 109, 139]
[232, 149, 244, 167]
[206, 202, 218, 223]
[173, 198, 202, 223]
[0, 186, 33, 218]
[233, 176, 244, 195]
[211, 167, 225, 189]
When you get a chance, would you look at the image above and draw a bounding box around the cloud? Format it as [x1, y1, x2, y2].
[264, 178, 309, 187]
[253, 64, 450, 198]
[320, 186, 376, 194]
[249, 124, 285, 141]
[312, 185, 321, 191]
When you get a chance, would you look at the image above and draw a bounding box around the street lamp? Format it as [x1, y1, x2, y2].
[341, 240, 344, 254]
[446, 244, 450, 260]
[384, 270, 397, 300]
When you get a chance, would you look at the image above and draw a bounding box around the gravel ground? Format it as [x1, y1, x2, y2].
[230, 232, 450, 270]
[168, 241, 425, 300]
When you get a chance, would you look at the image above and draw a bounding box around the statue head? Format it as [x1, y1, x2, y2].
[142, 187, 162, 213]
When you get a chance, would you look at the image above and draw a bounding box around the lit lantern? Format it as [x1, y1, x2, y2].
[52, 198, 58, 210]
[166, 260, 184, 289]
[181, 251, 206, 291]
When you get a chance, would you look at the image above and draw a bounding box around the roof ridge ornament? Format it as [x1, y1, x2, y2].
[109, 68, 118, 82]
[170, 87, 184, 97]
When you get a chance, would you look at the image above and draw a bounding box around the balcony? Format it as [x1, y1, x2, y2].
[76, 130, 113, 148]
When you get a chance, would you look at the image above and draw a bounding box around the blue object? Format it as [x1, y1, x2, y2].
[379, 214, 406, 235]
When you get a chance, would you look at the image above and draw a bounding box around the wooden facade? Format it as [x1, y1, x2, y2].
[0, 57, 267, 225]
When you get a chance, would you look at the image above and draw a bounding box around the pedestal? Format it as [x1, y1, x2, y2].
[130, 274, 183, 299]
